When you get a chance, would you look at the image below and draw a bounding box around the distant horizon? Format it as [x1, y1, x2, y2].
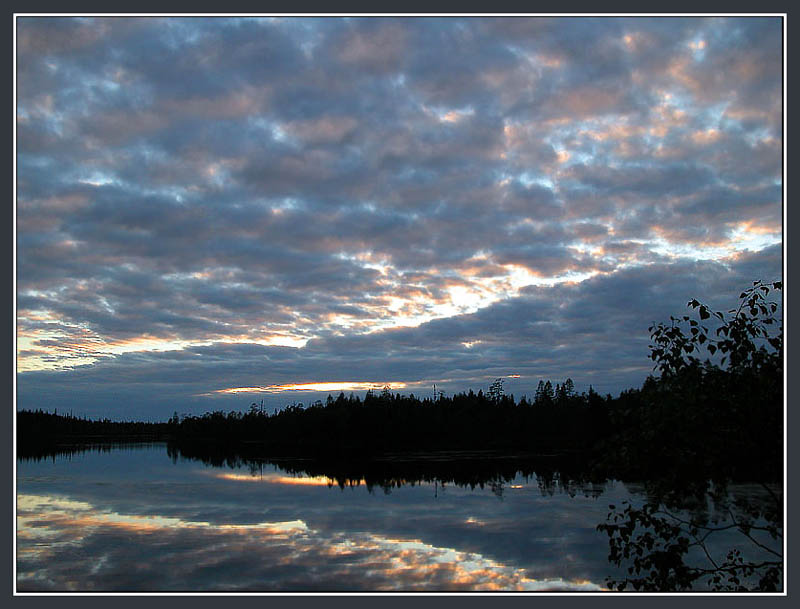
[16, 15, 783, 420]
[16, 377, 616, 423]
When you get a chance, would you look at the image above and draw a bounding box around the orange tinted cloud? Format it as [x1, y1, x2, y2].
[214, 381, 407, 395]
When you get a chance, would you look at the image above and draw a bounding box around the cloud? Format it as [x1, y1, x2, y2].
[16, 17, 783, 419]
[16, 244, 781, 419]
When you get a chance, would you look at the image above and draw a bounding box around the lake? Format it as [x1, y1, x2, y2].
[15, 442, 782, 592]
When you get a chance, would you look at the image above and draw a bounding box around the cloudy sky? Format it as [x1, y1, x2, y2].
[16, 16, 783, 420]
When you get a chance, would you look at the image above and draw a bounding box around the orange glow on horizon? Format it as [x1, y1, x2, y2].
[214, 381, 408, 395]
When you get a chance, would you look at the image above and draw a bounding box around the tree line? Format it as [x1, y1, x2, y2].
[165, 377, 612, 458]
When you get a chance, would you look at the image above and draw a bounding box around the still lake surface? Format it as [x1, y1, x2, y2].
[16, 442, 780, 592]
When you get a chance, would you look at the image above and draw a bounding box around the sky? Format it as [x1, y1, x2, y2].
[16, 16, 784, 421]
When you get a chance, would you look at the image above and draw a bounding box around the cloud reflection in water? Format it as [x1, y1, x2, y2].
[17, 491, 605, 592]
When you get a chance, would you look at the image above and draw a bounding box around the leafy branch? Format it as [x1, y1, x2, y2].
[648, 280, 782, 377]
[598, 498, 782, 591]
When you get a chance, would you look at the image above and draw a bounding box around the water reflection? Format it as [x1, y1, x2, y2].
[17, 488, 608, 592]
[16, 443, 781, 592]
[212, 471, 357, 486]
[169, 441, 609, 498]
[18, 443, 625, 591]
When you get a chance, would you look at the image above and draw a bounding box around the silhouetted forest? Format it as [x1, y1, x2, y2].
[165, 379, 612, 456]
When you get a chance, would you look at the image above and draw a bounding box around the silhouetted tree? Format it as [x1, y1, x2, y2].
[487, 378, 505, 404]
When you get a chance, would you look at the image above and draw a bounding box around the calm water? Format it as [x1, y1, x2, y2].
[16, 443, 781, 592]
